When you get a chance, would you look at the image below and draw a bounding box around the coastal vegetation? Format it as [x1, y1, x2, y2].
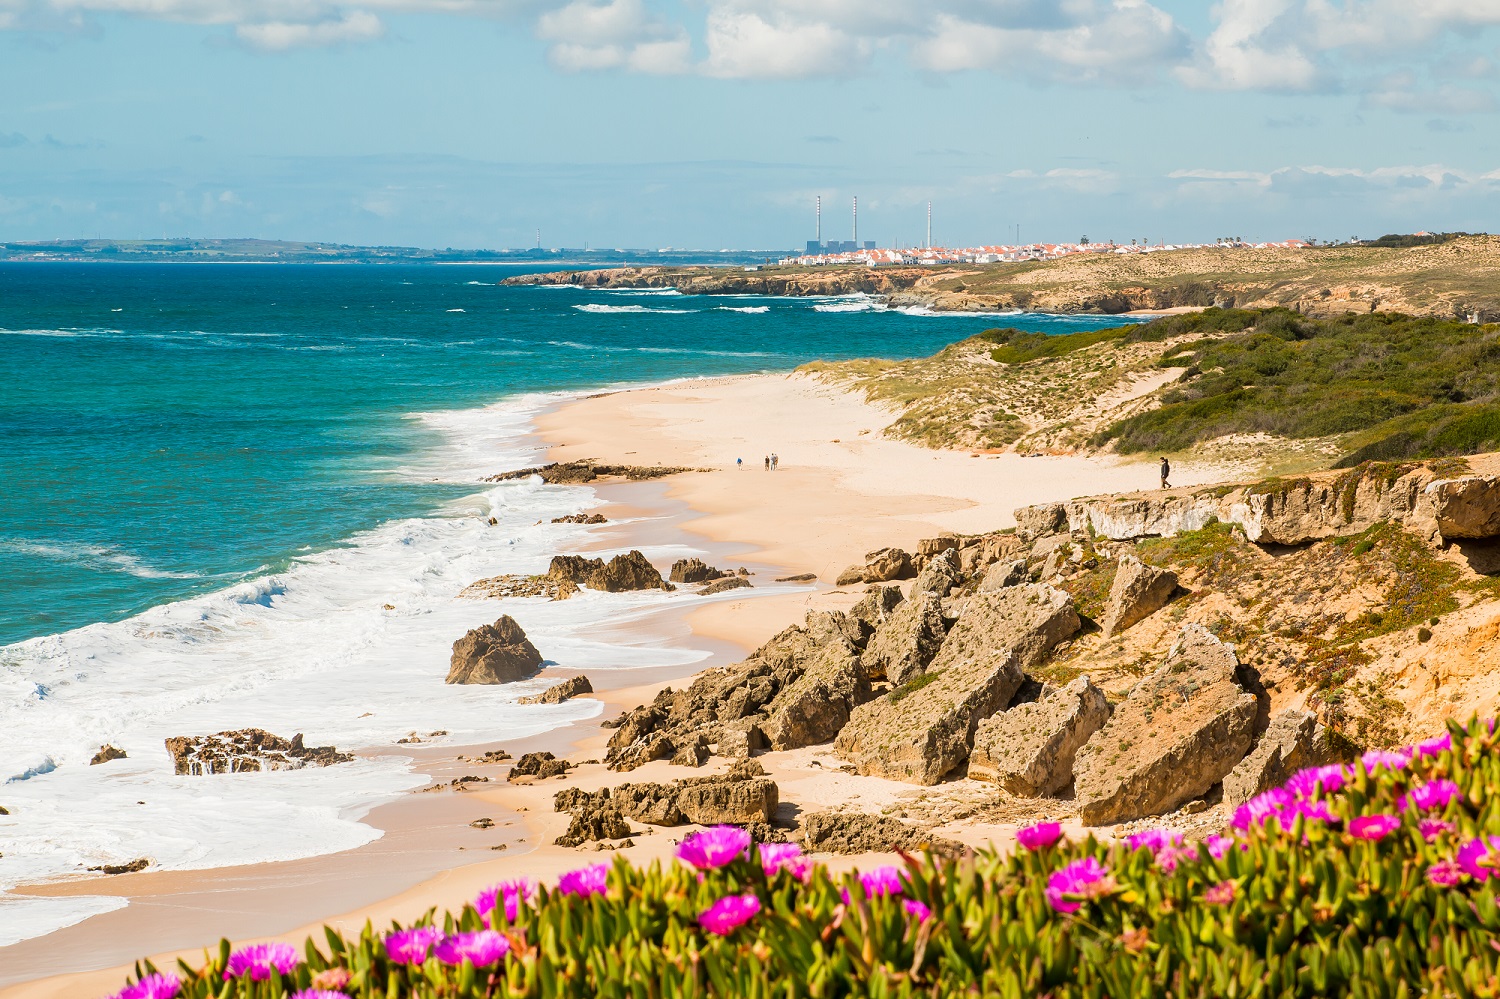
[102, 718, 1500, 998]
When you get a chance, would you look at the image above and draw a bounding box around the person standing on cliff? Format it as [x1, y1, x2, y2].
[1160, 456, 1171, 489]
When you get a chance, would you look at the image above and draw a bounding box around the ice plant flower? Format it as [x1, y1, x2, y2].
[109, 973, 181, 999]
[288, 991, 349, 999]
[1017, 822, 1063, 851]
[224, 943, 300, 981]
[698, 893, 760, 935]
[1232, 788, 1293, 832]
[1415, 732, 1453, 758]
[1204, 834, 1235, 860]
[557, 864, 610, 898]
[1361, 748, 1411, 772]
[903, 899, 932, 922]
[475, 879, 534, 925]
[384, 927, 442, 966]
[308, 969, 351, 991]
[1349, 814, 1401, 841]
[1203, 880, 1235, 905]
[1428, 859, 1464, 887]
[676, 826, 751, 870]
[1285, 764, 1347, 799]
[1125, 828, 1183, 853]
[759, 842, 804, 878]
[1045, 856, 1111, 914]
[860, 866, 905, 898]
[1154, 844, 1197, 874]
[434, 931, 510, 968]
[1399, 779, 1461, 813]
[1420, 818, 1456, 842]
[1458, 836, 1500, 881]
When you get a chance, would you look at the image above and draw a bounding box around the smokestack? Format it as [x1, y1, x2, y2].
[927, 201, 932, 249]
[852, 196, 858, 244]
[816, 195, 821, 244]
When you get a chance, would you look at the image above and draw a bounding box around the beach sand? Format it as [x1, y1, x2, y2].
[1, 372, 1232, 998]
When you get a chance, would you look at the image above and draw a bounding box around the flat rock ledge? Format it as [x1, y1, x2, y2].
[484, 460, 709, 484]
[165, 729, 352, 776]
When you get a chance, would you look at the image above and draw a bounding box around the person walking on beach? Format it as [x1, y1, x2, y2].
[771, 453, 779, 471]
[764, 455, 769, 471]
[737, 458, 743, 470]
[1159, 456, 1171, 489]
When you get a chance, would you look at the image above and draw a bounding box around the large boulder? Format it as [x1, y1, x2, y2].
[446, 615, 545, 684]
[968, 675, 1112, 795]
[701, 576, 753, 595]
[588, 551, 672, 592]
[1073, 625, 1259, 825]
[1015, 503, 1067, 542]
[910, 548, 962, 598]
[1099, 557, 1177, 637]
[1221, 710, 1358, 807]
[518, 674, 593, 705]
[833, 585, 1080, 785]
[670, 557, 725, 583]
[859, 592, 947, 686]
[555, 761, 777, 828]
[1427, 476, 1500, 539]
[979, 558, 1028, 591]
[760, 636, 870, 750]
[797, 811, 960, 855]
[849, 584, 904, 629]
[836, 547, 914, 586]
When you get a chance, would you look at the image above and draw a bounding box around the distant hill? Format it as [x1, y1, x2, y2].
[0, 238, 792, 268]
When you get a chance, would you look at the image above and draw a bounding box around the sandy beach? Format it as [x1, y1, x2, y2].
[1, 371, 1232, 998]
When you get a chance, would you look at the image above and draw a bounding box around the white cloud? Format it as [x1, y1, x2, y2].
[235, 10, 382, 48]
[537, 0, 690, 73]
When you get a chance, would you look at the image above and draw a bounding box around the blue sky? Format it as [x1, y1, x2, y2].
[1, 0, 1498, 249]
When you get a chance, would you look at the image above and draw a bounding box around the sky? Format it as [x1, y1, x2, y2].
[1, 0, 1499, 249]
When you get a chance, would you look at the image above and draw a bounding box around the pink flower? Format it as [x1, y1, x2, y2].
[1414, 732, 1453, 758]
[1125, 828, 1183, 853]
[1045, 856, 1110, 914]
[1203, 880, 1235, 905]
[288, 992, 349, 999]
[676, 826, 751, 870]
[860, 866, 906, 898]
[698, 893, 761, 935]
[224, 943, 300, 981]
[1458, 836, 1500, 880]
[1348, 814, 1401, 841]
[383, 927, 442, 966]
[309, 970, 351, 991]
[108, 974, 181, 999]
[1017, 822, 1063, 851]
[1232, 788, 1293, 832]
[903, 899, 932, 922]
[433, 931, 510, 968]
[1203, 834, 1236, 860]
[1285, 765, 1347, 799]
[1420, 818, 1456, 842]
[475, 880, 534, 925]
[758, 842, 805, 878]
[1399, 779, 1461, 813]
[557, 864, 610, 898]
[1428, 859, 1464, 887]
[1282, 799, 1337, 828]
[1154, 845, 1197, 874]
[1361, 748, 1411, 772]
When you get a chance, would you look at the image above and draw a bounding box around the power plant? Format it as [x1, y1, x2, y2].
[805, 195, 873, 255]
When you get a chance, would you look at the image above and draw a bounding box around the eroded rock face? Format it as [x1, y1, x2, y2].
[165, 730, 352, 776]
[979, 558, 1028, 591]
[833, 585, 1080, 785]
[1073, 625, 1259, 825]
[1221, 709, 1359, 807]
[554, 760, 777, 830]
[968, 675, 1112, 795]
[797, 811, 960, 855]
[1016, 503, 1067, 542]
[910, 548, 962, 598]
[447, 615, 545, 685]
[517, 674, 593, 705]
[836, 547, 914, 586]
[1100, 557, 1177, 637]
[849, 584, 904, 629]
[485, 460, 705, 484]
[761, 636, 871, 751]
[670, 557, 725, 584]
[1428, 476, 1500, 539]
[859, 592, 947, 686]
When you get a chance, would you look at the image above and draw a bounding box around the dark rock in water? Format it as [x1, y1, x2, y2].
[90, 744, 127, 766]
[518, 674, 594, 705]
[484, 460, 708, 485]
[447, 615, 544, 685]
[589, 550, 673, 592]
[797, 812, 960, 855]
[94, 858, 150, 875]
[552, 513, 607, 524]
[701, 575, 753, 595]
[165, 729, 352, 776]
[470, 817, 495, 829]
[775, 572, 818, 582]
[670, 557, 725, 584]
[0, 804, 9, 815]
[508, 751, 572, 781]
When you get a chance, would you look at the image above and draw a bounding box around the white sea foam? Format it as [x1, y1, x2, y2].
[446, 309, 466, 313]
[715, 306, 770, 314]
[811, 294, 886, 314]
[893, 306, 1025, 318]
[0, 390, 740, 945]
[0, 540, 206, 581]
[572, 304, 694, 315]
[0, 894, 129, 948]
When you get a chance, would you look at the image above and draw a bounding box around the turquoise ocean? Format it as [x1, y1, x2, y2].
[0, 263, 1132, 948]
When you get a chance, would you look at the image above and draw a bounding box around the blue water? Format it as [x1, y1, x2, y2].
[0, 264, 1133, 647]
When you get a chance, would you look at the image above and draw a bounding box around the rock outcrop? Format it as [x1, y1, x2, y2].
[1221, 709, 1358, 807]
[797, 811, 961, 855]
[517, 674, 594, 705]
[670, 557, 725, 584]
[1073, 626, 1260, 825]
[446, 615, 545, 685]
[1428, 476, 1500, 539]
[554, 760, 777, 830]
[1100, 557, 1177, 637]
[485, 460, 707, 484]
[507, 751, 572, 781]
[849, 584, 904, 628]
[834, 585, 1080, 785]
[90, 744, 127, 765]
[979, 558, 1028, 591]
[701, 576, 753, 595]
[968, 675, 1112, 795]
[836, 547, 915, 586]
[586, 551, 673, 593]
[859, 592, 947, 686]
[165, 730, 352, 776]
[552, 513, 607, 524]
[760, 635, 871, 751]
[461, 551, 673, 602]
[910, 548, 963, 598]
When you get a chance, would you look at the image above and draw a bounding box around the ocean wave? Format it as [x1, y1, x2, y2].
[572, 304, 694, 315]
[894, 306, 1026, 318]
[446, 309, 466, 313]
[813, 302, 885, 313]
[599, 288, 682, 296]
[0, 894, 129, 949]
[635, 347, 781, 357]
[0, 539, 205, 580]
[715, 306, 770, 314]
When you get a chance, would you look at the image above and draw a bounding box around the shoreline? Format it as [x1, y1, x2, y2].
[1, 370, 1234, 998]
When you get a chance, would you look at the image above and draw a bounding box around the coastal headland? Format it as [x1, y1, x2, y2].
[8, 307, 1500, 995]
[506, 234, 1500, 320]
